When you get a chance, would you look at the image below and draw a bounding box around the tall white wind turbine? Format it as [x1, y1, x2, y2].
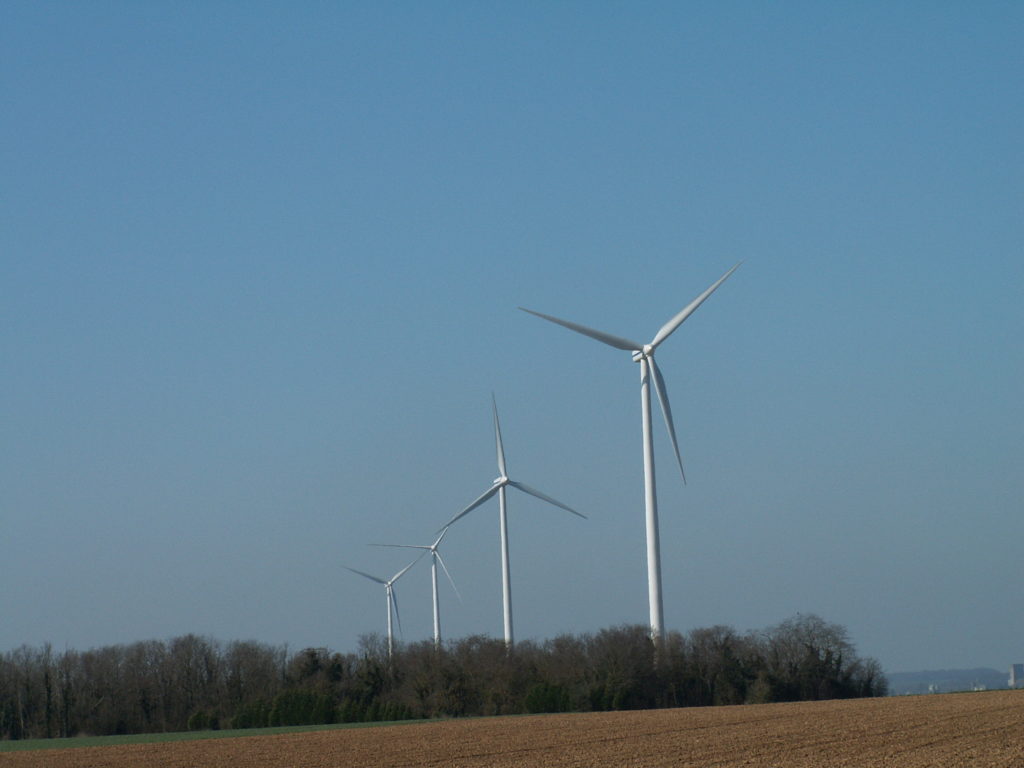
[519, 263, 740, 645]
[443, 396, 585, 648]
[373, 528, 460, 650]
[344, 558, 420, 658]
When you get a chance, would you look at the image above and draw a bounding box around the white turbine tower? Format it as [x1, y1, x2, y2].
[373, 527, 461, 650]
[519, 263, 740, 646]
[344, 558, 420, 658]
[443, 396, 585, 648]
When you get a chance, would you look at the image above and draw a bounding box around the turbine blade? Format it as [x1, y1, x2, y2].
[650, 262, 741, 349]
[508, 480, 586, 519]
[519, 307, 644, 352]
[371, 543, 431, 551]
[441, 484, 500, 530]
[648, 356, 686, 484]
[344, 566, 386, 585]
[390, 556, 422, 584]
[493, 394, 507, 477]
[435, 552, 463, 603]
[432, 526, 450, 548]
[391, 588, 403, 639]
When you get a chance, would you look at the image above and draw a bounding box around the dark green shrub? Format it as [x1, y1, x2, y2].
[187, 710, 209, 731]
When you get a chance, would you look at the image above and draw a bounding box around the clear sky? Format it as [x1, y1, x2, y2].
[3, 2, 1021, 674]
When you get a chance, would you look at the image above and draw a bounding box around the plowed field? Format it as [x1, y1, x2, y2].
[4, 690, 1023, 768]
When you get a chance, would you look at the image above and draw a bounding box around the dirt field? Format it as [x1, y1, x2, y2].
[4, 690, 1023, 768]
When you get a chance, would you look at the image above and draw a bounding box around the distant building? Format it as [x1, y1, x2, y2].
[1009, 664, 1024, 688]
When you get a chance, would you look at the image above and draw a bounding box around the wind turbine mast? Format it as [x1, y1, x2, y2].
[493, 400, 515, 647]
[639, 353, 664, 640]
[443, 396, 585, 649]
[373, 528, 459, 650]
[520, 263, 740, 646]
[344, 559, 419, 658]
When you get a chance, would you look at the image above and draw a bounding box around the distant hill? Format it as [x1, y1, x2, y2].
[887, 668, 1010, 695]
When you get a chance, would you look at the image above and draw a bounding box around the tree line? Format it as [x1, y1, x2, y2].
[0, 613, 886, 740]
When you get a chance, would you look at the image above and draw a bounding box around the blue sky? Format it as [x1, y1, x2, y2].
[2, 2, 1021, 673]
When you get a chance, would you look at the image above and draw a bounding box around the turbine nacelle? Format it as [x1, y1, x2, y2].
[631, 344, 655, 363]
[493, 475, 510, 487]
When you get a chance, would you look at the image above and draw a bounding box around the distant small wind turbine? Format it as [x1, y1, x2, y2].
[443, 395, 585, 648]
[519, 263, 740, 646]
[345, 558, 420, 658]
[373, 527, 460, 650]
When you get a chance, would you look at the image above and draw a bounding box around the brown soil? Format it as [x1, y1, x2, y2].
[4, 690, 1024, 768]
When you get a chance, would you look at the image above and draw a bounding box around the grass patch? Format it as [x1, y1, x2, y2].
[0, 719, 439, 752]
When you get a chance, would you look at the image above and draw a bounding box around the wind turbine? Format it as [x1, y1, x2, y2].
[519, 263, 740, 645]
[373, 527, 460, 650]
[443, 396, 585, 648]
[344, 557, 420, 658]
